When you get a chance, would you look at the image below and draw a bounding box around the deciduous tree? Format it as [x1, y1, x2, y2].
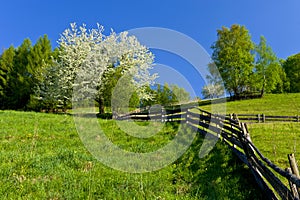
[58, 23, 156, 113]
[253, 36, 286, 96]
[283, 53, 300, 93]
[211, 24, 255, 98]
[201, 62, 225, 99]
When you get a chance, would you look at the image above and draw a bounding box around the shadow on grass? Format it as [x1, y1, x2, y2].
[172, 125, 264, 199]
[70, 112, 113, 119]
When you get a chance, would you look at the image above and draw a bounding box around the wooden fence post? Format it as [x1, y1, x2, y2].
[186, 110, 189, 124]
[215, 115, 221, 139]
[262, 114, 266, 123]
[161, 107, 165, 123]
[286, 167, 299, 199]
[233, 113, 240, 125]
[288, 154, 300, 177]
[288, 153, 300, 194]
[297, 115, 299, 123]
[258, 114, 261, 123]
[241, 123, 252, 143]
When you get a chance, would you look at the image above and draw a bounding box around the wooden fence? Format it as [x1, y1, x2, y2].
[117, 107, 300, 199]
[227, 114, 300, 123]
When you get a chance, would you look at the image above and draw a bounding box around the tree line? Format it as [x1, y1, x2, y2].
[202, 24, 300, 99]
[0, 23, 190, 113]
[0, 36, 54, 110]
[0, 23, 299, 113]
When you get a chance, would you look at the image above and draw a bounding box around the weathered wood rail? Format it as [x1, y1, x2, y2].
[117, 106, 300, 199]
[227, 113, 300, 123]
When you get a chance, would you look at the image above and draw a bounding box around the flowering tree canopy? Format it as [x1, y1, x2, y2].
[57, 23, 157, 113]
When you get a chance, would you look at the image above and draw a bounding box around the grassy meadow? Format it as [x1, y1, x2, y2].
[200, 93, 300, 115]
[1, 93, 299, 199]
[200, 93, 300, 184]
[0, 110, 262, 199]
[248, 123, 300, 169]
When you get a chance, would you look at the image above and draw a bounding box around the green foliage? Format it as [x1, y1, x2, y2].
[5, 38, 32, 109]
[31, 65, 63, 112]
[141, 83, 191, 107]
[27, 35, 53, 84]
[0, 46, 15, 108]
[170, 84, 191, 103]
[210, 25, 291, 98]
[110, 73, 140, 114]
[0, 35, 54, 111]
[155, 83, 177, 105]
[283, 53, 300, 93]
[211, 24, 255, 98]
[253, 36, 287, 95]
[0, 111, 262, 199]
[97, 64, 140, 113]
[27, 35, 55, 111]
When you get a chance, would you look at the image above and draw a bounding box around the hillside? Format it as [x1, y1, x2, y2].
[0, 111, 262, 199]
[200, 93, 300, 176]
[200, 93, 300, 115]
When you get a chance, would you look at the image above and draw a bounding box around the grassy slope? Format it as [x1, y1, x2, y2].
[249, 123, 300, 169]
[0, 111, 262, 199]
[201, 93, 300, 171]
[200, 93, 300, 115]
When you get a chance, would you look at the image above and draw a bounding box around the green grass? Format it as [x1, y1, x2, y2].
[248, 123, 300, 169]
[200, 93, 300, 169]
[0, 110, 262, 199]
[199, 93, 300, 187]
[247, 123, 300, 187]
[200, 93, 300, 115]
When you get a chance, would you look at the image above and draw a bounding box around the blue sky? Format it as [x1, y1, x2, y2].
[1, 0, 300, 98]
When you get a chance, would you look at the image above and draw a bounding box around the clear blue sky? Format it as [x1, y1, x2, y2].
[1, 0, 299, 97]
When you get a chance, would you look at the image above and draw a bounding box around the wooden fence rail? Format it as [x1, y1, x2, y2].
[117, 106, 300, 199]
[228, 114, 300, 123]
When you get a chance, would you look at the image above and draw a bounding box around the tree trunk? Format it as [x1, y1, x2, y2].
[98, 97, 105, 114]
[260, 75, 266, 97]
[260, 88, 264, 97]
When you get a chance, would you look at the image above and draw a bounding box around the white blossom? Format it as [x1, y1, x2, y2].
[57, 23, 157, 107]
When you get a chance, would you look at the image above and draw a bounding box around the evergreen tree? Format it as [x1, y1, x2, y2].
[27, 35, 53, 86]
[33, 64, 62, 112]
[6, 39, 32, 109]
[0, 46, 15, 108]
[27, 35, 54, 110]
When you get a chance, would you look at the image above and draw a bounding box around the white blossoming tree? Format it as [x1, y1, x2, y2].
[201, 84, 224, 99]
[58, 23, 156, 113]
[201, 62, 225, 99]
[34, 63, 63, 112]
